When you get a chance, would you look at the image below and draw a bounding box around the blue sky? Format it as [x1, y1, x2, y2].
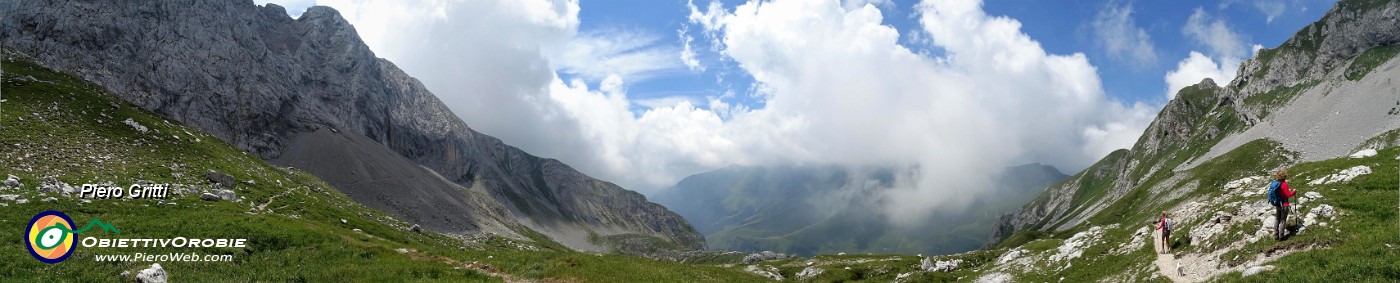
[258, 0, 1339, 199]
[262, 0, 1337, 115]
[570, 0, 1335, 110]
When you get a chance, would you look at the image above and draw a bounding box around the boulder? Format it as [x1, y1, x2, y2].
[743, 265, 783, 281]
[200, 193, 221, 201]
[123, 118, 149, 133]
[4, 174, 20, 188]
[1303, 191, 1323, 201]
[1311, 204, 1336, 219]
[39, 176, 76, 195]
[205, 170, 235, 187]
[742, 251, 791, 264]
[212, 189, 237, 202]
[135, 263, 167, 283]
[410, 224, 423, 233]
[1349, 149, 1377, 158]
[921, 257, 962, 272]
[1308, 166, 1372, 185]
[796, 266, 824, 280]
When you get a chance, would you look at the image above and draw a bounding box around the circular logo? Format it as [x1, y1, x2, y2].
[26, 210, 76, 264]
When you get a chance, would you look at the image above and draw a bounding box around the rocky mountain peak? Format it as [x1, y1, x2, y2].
[0, 0, 704, 253]
[1230, 0, 1400, 98]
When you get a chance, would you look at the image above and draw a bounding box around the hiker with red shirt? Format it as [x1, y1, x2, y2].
[1268, 169, 1296, 240]
[1155, 211, 1173, 253]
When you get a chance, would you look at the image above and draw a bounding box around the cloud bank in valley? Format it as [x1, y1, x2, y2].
[295, 0, 1157, 223]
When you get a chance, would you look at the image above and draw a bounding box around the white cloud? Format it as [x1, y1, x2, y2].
[553, 29, 686, 82]
[633, 96, 699, 110]
[1252, 1, 1287, 23]
[1221, 0, 1289, 24]
[1184, 7, 1248, 59]
[1166, 8, 1255, 99]
[678, 26, 705, 72]
[254, 0, 317, 17]
[693, 0, 1156, 222]
[1163, 51, 1239, 99]
[316, 0, 1157, 224]
[841, 0, 893, 11]
[1091, 1, 1157, 66]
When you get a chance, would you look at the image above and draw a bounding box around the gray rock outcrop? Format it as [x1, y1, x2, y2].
[135, 263, 167, 283]
[4, 174, 20, 188]
[212, 189, 237, 202]
[0, 0, 702, 253]
[200, 193, 221, 202]
[205, 170, 236, 187]
[741, 251, 793, 264]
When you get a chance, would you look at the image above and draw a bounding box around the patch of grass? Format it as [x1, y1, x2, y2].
[994, 230, 1052, 250]
[1191, 139, 1295, 191]
[1016, 227, 1159, 282]
[1346, 45, 1400, 80]
[1019, 238, 1063, 254]
[1357, 128, 1400, 152]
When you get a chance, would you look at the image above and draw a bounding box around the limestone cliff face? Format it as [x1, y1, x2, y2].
[0, 0, 702, 252]
[1231, 1, 1400, 100]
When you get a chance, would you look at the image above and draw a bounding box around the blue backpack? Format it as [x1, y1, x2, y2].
[1267, 181, 1282, 206]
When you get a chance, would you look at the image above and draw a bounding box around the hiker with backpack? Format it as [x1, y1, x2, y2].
[1155, 211, 1173, 253]
[1267, 169, 1296, 240]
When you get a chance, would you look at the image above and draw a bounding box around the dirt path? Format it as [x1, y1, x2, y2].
[1151, 229, 1189, 282]
[1150, 220, 1299, 282]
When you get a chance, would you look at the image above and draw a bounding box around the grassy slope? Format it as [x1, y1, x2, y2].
[981, 143, 1398, 282]
[1214, 148, 1400, 281]
[0, 56, 766, 282]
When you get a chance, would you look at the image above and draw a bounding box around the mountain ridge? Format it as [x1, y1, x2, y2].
[990, 0, 1400, 248]
[0, 0, 702, 253]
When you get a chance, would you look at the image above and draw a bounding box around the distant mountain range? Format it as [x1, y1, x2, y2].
[653, 164, 1066, 256]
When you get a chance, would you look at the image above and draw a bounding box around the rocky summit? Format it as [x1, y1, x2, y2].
[0, 0, 702, 253]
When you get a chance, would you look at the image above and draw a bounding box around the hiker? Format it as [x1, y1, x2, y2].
[1268, 169, 1296, 240]
[1155, 211, 1173, 253]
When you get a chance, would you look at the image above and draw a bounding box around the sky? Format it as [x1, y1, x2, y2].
[255, 0, 1335, 221]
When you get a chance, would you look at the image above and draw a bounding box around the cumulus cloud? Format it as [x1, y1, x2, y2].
[1165, 8, 1253, 99]
[1163, 52, 1239, 99]
[1091, 0, 1157, 66]
[690, 0, 1156, 222]
[1184, 7, 1248, 59]
[310, 0, 1156, 223]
